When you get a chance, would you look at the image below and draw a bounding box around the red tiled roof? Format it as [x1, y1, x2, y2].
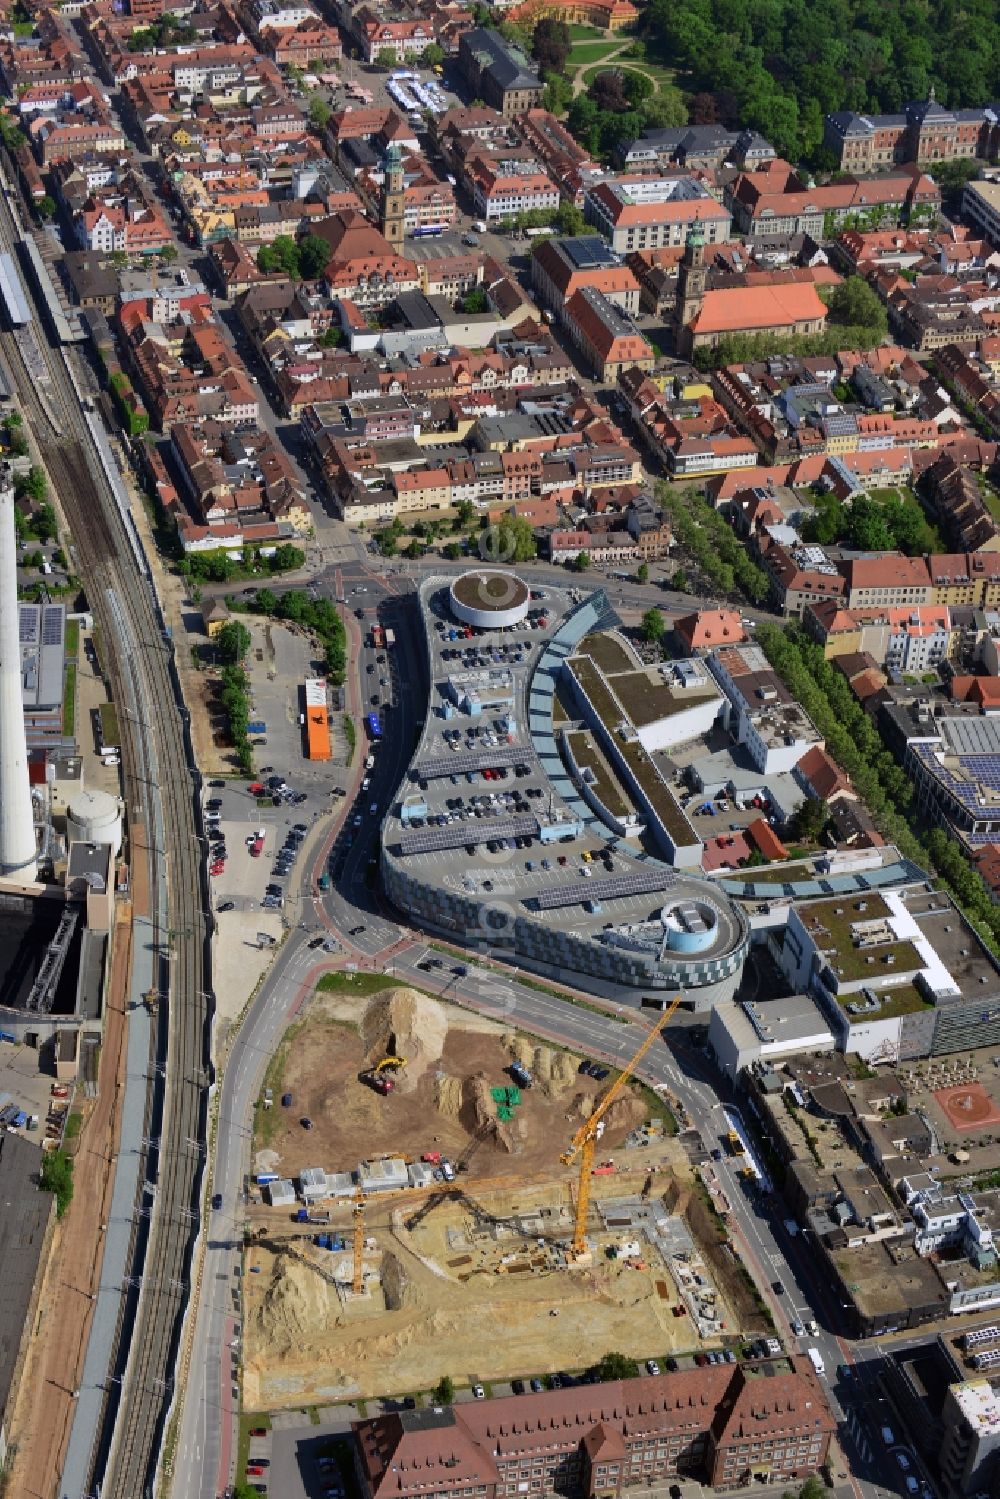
[688, 282, 827, 337]
[746, 818, 788, 861]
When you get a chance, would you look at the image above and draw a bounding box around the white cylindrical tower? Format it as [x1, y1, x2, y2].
[0, 463, 37, 880]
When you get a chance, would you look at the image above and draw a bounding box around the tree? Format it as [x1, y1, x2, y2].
[455, 499, 476, 528]
[542, 72, 573, 114]
[640, 88, 689, 128]
[789, 796, 829, 842]
[255, 587, 277, 614]
[844, 495, 894, 553]
[462, 287, 489, 314]
[572, 550, 591, 571]
[423, 42, 445, 66]
[641, 607, 666, 643]
[532, 16, 571, 74]
[637, 562, 649, 584]
[376, 47, 398, 68]
[36, 194, 56, 221]
[433, 1375, 455, 1403]
[308, 94, 331, 133]
[825, 275, 887, 337]
[16, 467, 47, 504]
[591, 69, 629, 113]
[444, 541, 462, 559]
[671, 568, 688, 592]
[493, 515, 537, 562]
[595, 1352, 640, 1381]
[299, 233, 331, 280]
[158, 243, 178, 263]
[555, 200, 586, 236]
[40, 1149, 73, 1217]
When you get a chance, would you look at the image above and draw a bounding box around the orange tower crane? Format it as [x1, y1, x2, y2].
[352, 1189, 367, 1295]
[560, 996, 682, 1261]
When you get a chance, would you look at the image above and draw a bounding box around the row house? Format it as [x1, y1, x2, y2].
[838, 552, 1000, 609]
[78, 193, 173, 255]
[516, 108, 596, 206]
[885, 275, 990, 351]
[466, 154, 559, 225]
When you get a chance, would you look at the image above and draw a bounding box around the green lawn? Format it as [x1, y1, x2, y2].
[567, 38, 622, 63]
[62, 664, 76, 737]
[567, 22, 604, 37]
[579, 57, 677, 88]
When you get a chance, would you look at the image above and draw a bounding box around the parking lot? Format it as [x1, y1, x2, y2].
[0, 1038, 59, 1126]
[203, 775, 333, 1026]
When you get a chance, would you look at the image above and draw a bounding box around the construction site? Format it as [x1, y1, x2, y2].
[241, 984, 750, 1407]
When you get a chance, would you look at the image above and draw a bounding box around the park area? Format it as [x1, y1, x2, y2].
[563, 27, 679, 97]
[240, 976, 754, 1406]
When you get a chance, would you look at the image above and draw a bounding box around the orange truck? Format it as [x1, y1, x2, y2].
[304, 678, 331, 761]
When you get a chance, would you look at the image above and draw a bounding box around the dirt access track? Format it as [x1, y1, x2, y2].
[242, 981, 736, 1407]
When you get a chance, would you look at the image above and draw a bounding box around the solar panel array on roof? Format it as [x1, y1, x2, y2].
[563, 236, 619, 271]
[413, 744, 532, 780]
[534, 869, 677, 911]
[41, 606, 63, 646]
[398, 814, 538, 857]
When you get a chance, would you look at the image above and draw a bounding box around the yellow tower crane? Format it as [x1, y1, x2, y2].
[561, 995, 682, 1262]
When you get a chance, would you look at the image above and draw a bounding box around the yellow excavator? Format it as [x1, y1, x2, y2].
[359, 1056, 407, 1096]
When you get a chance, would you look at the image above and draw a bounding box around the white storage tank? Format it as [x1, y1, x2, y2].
[66, 787, 123, 858]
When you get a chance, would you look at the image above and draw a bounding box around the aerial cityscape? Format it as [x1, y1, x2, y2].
[5, 1, 1000, 1498]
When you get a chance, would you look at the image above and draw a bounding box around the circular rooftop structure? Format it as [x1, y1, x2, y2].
[449, 569, 530, 629]
[661, 897, 720, 954]
[67, 787, 123, 858]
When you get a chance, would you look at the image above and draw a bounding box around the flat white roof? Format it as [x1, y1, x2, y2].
[953, 1379, 1000, 1434]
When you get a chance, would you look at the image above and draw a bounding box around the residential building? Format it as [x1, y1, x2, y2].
[466, 154, 559, 225]
[618, 124, 776, 174]
[964, 180, 1000, 250]
[939, 1380, 1000, 1496]
[709, 644, 823, 774]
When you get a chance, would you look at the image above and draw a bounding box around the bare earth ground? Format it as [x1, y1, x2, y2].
[255, 985, 647, 1186]
[6, 915, 131, 1499]
[242, 986, 739, 1407]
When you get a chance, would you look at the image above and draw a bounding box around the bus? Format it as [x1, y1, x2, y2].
[366, 712, 382, 739]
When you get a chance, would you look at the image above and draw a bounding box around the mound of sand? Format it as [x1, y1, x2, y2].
[466, 1073, 515, 1153]
[254, 1254, 335, 1355]
[362, 986, 448, 1094]
[434, 1073, 463, 1117]
[382, 1252, 416, 1311]
[503, 1035, 581, 1099]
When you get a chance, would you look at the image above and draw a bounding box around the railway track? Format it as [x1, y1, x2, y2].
[0, 224, 211, 1496]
